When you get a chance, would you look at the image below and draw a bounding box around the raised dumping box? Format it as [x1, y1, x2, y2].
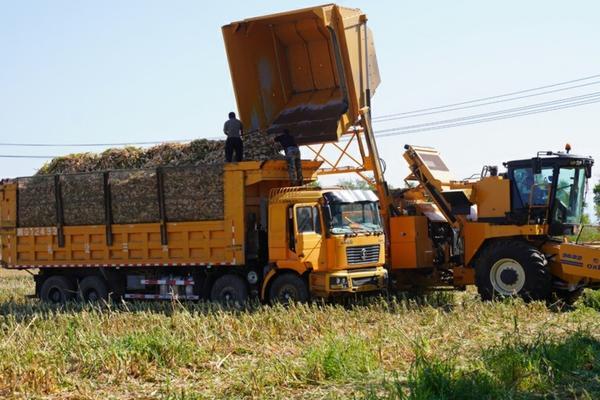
[0, 161, 321, 270]
[222, 4, 380, 145]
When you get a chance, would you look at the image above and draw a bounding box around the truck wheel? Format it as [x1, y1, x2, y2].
[40, 276, 75, 304]
[475, 240, 551, 301]
[210, 274, 248, 305]
[269, 273, 309, 305]
[78, 276, 108, 302]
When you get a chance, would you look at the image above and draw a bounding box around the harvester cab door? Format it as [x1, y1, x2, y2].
[292, 204, 323, 268]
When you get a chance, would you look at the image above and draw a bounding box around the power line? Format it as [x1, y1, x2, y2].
[0, 139, 199, 147]
[2, 74, 599, 148]
[372, 73, 600, 120]
[375, 97, 600, 138]
[0, 154, 57, 159]
[373, 80, 600, 123]
[1, 97, 599, 159]
[1, 74, 599, 152]
[375, 91, 600, 134]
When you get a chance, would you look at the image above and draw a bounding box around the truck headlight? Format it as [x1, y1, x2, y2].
[330, 276, 349, 289]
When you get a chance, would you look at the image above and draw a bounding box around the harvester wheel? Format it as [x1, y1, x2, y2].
[40, 275, 75, 304]
[269, 273, 308, 305]
[210, 274, 248, 306]
[475, 240, 551, 301]
[78, 276, 109, 302]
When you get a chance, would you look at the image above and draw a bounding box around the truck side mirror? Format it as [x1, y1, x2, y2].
[585, 165, 592, 179]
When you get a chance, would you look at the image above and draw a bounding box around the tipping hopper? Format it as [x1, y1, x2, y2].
[222, 4, 380, 145]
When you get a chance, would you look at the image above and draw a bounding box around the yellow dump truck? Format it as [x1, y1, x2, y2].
[0, 161, 387, 303]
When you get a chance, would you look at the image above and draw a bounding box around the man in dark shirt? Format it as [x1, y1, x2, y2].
[223, 111, 243, 162]
[274, 129, 303, 186]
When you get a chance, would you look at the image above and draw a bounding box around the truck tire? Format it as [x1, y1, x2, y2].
[210, 274, 248, 305]
[40, 275, 75, 304]
[474, 240, 551, 301]
[78, 276, 108, 302]
[269, 273, 309, 305]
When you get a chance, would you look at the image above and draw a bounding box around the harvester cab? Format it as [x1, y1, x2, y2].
[503, 149, 593, 236]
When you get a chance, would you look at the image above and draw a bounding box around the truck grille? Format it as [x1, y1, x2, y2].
[346, 245, 380, 265]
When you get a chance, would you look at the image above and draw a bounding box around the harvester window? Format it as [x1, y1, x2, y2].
[513, 167, 552, 207]
[553, 167, 586, 225]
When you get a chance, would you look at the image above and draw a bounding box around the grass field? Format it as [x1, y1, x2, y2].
[0, 269, 598, 399]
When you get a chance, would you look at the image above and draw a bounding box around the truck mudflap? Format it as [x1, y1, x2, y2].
[309, 266, 388, 297]
[559, 243, 600, 281]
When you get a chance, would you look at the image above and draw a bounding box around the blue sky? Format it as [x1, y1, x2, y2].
[1, 1, 599, 213]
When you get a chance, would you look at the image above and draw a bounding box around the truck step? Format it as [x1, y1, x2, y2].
[140, 279, 195, 286]
[124, 293, 199, 300]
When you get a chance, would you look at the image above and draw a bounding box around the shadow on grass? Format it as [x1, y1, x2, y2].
[325, 290, 457, 313]
[0, 289, 459, 321]
[363, 331, 600, 399]
[0, 298, 266, 321]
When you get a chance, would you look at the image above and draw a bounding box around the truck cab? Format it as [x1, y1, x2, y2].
[265, 187, 387, 301]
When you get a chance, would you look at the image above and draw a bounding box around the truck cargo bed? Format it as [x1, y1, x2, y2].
[1, 160, 321, 270]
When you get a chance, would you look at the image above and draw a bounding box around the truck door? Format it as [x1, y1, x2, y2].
[293, 204, 323, 267]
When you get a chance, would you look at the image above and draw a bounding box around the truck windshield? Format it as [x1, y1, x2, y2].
[552, 167, 587, 225]
[329, 202, 382, 235]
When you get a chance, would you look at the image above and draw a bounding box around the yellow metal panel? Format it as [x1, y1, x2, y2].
[390, 216, 433, 269]
[558, 243, 600, 281]
[268, 202, 288, 261]
[474, 177, 510, 219]
[453, 266, 475, 286]
[224, 170, 245, 265]
[4, 220, 237, 267]
[0, 183, 17, 228]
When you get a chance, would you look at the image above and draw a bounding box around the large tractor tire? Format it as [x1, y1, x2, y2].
[210, 274, 248, 306]
[474, 240, 551, 301]
[40, 275, 76, 304]
[268, 273, 309, 305]
[78, 276, 109, 302]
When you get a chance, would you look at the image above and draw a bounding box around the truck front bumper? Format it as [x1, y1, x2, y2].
[309, 266, 388, 297]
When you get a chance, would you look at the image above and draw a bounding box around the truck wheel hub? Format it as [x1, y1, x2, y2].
[279, 285, 298, 301]
[490, 258, 526, 295]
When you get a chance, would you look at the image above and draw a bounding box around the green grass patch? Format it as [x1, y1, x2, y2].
[305, 334, 380, 382]
[582, 289, 600, 311]
[364, 331, 600, 399]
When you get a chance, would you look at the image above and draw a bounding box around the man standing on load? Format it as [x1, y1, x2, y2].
[223, 111, 244, 162]
[274, 129, 303, 186]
